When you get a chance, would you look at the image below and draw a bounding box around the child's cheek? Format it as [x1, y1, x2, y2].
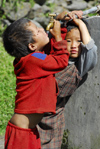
[78, 47, 82, 56]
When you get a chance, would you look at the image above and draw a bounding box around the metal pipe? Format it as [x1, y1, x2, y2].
[64, 5, 100, 19]
[46, 5, 100, 32]
[83, 5, 100, 15]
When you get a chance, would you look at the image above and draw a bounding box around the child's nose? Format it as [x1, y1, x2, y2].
[71, 41, 77, 47]
[39, 28, 44, 31]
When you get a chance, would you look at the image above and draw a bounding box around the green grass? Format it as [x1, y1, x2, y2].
[0, 41, 16, 135]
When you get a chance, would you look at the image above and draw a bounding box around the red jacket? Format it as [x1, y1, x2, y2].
[14, 40, 69, 114]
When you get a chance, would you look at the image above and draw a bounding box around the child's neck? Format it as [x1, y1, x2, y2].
[68, 57, 78, 65]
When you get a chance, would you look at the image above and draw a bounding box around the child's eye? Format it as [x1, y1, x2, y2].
[67, 40, 71, 42]
[77, 40, 81, 42]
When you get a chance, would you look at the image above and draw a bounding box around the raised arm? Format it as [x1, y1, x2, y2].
[73, 19, 97, 77]
[72, 19, 91, 44]
[77, 39, 97, 77]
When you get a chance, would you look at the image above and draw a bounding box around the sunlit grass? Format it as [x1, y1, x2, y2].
[0, 42, 16, 135]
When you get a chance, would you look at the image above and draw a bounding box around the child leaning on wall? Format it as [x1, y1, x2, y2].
[37, 11, 97, 149]
[2, 17, 70, 149]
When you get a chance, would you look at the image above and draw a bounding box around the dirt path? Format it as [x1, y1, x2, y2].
[0, 136, 4, 149]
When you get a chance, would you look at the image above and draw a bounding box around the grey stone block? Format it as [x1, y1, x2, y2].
[64, 16, 100, 149]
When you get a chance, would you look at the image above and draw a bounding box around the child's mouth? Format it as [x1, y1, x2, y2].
[71, 50, 77, 54]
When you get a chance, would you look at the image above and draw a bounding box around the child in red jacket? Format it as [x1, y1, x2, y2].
[3, 18, 69, 149]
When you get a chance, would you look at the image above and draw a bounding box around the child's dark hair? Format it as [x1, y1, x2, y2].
[66, 18, 91, 34]
[3, 18, 34, 58]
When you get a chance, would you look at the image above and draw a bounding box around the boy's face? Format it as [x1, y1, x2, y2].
[65, 28, 82, 58]
[28, 21, 49, 52]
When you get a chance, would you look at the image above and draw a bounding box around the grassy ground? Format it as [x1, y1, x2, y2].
[0, 42, 16, 135]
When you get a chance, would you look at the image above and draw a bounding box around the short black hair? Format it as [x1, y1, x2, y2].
[66, 18, 91, 34]
[3, 18, 34, 58]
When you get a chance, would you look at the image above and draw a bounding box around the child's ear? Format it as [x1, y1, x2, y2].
[28, 43, 37, 52]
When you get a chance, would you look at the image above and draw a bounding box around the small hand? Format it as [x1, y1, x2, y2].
[66, 11, 83, 19]
[70, 18, 84, 27]
[56, 10, 83, 21]
[49, 20, 62, 42]
[56, 11, 68, 20]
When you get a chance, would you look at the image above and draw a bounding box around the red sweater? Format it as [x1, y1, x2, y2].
[14, 40, 69, 114]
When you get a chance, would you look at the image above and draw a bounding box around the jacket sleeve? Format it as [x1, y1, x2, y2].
[25, 40, 69, 78]
[49, 27, 67, 54]
[77, 38, 97, 77]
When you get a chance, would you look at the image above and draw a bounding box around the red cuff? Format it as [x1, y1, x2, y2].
[53, 40, 67, 50]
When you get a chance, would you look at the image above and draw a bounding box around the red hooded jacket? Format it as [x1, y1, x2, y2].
[14, 36, 69, 114]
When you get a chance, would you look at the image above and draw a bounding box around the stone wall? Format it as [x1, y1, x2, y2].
[64, 16, 100, 149]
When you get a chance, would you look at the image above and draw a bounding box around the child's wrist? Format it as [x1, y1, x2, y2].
[55, 35, 62, 42]
[78, 20, 86, 27]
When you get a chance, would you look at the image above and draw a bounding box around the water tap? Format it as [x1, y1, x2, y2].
[46, 13, 56, 31]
